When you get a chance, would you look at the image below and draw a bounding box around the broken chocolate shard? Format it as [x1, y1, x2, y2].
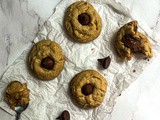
[98, 56, 111, 69]
[57, 110, 70, 120]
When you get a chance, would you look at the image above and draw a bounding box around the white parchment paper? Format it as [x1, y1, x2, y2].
[0, 0, 160, 120]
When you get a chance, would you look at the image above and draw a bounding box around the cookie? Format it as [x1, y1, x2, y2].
[70, 70, 107, 108]
[5, 81, 30, 110]
[28, 40, 65, 80]
[64, 1, 102, 43]
[115, 21, 153, 60]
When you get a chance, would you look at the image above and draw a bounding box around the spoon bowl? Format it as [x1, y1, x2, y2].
[15, 103, 29, 120]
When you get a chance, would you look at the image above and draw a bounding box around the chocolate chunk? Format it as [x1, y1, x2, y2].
[133, 70, 136, 72]
[41, 57, 55, 70]
[122, 34, 141, 52]
[78, 13, 90, 25]
[98, 56, 111, 69]
[81, 84, 94, 96]
[57, 110, 70, 120]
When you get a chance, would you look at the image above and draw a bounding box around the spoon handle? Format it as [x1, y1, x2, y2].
[16, 112, 21, 120]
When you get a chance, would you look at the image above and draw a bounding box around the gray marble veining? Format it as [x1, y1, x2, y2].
[117, 0, 160, 35]
[0, 0, 60, 78]
[0, 0, 38, 77]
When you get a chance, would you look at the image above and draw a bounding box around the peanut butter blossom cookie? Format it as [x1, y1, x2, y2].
[64, 1, 102, 43]
[115, 21, 153, 60]
[5, 81, 30, 110]
[28, 40, 65, 80]
[70, 70, 107, 108]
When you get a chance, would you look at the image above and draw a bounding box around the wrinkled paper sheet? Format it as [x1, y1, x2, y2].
[0, 0, 160, 120]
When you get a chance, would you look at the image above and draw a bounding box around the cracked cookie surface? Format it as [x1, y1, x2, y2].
[5, 81, 30, 110]
[28, 40, 65, 80]
[64, 1, 102, 43]
[70, 70, 107, 108]
[115, 21, 153, 60]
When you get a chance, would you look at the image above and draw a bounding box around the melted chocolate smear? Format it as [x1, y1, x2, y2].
[122, 34, 141, 52]
[98, 56, 111, 69]
[57, 110, 70, 120]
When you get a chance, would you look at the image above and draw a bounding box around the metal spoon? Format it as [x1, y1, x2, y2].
[15, 103, 29, 120]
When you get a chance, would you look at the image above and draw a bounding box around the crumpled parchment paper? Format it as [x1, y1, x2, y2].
[0, 0, 160, 120]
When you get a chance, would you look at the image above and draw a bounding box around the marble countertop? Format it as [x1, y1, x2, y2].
[0, 0, 160, 119]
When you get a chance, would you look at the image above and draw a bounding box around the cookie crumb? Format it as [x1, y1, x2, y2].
[143, 57, 147, 60]
[143, 57, 150, 61]
[91, 48, 94, 51]
[133, 70, 136, 72]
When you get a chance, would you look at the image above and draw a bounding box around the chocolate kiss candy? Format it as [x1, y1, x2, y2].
[78, 13, 90, 25]
[56, 110, 70, 120]
[81, 84, 94, 96]
[98, 56, 111, 69]
[41, 57, 55, 69]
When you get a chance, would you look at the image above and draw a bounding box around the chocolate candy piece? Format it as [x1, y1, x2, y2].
[81, 84, 94, 95]
[78, 13, 90, 25]
[41, 57, 55, 70]
[98, 56, 111, 69]
[122, 34, 141, 52]
[57, 110, 70, 120]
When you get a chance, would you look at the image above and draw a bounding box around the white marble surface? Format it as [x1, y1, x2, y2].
[0, 0, 61, 78]
[0, 0, 160, 119]
[110, 54, 160, 120]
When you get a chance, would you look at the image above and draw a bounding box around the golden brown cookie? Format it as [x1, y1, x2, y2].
[70, 70, 107, 108]
[5, 81, 30, 110]
[115, 21, 153, 60]
[28, 40, 65, 80]
[64, 1, 102, 43]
